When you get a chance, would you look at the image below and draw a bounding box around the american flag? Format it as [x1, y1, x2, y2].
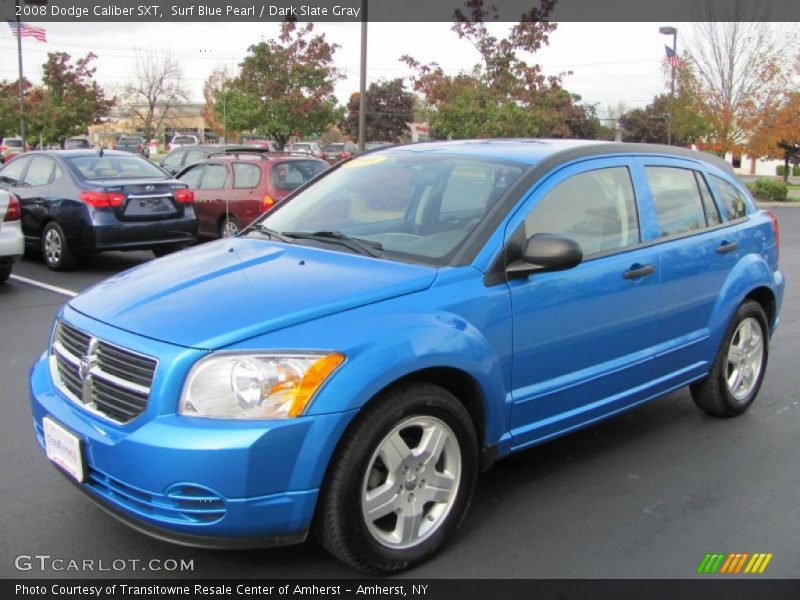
[665, 45, 682, 69]
[7, 20, 47, 42]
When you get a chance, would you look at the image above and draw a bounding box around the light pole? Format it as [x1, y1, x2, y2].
[659, 26, 678, 145]
[358, 0, 368, 152]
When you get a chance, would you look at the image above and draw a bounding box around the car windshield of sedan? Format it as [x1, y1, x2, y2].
[257, 153, 524, 264]
[67, 155, 168, 180]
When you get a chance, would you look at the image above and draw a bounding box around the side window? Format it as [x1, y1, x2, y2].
[233, 163, 261, 189]
[23, 156, 55, 187]
[696, 173, 721, 226]
[199, 164, 228, 190]
[178, 165, 204, 189]
[162, 151, 184, 169]
[711, 175, 748, 220]
[0, 156, 30, 187]
[645, 166, 707, 237]
[525, 166, 640, 256]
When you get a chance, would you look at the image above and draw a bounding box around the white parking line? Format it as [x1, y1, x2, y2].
[10, 274, 79, 298]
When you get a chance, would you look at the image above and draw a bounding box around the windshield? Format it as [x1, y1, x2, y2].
[65, 139, 89, 148]
[67, 155, 168, 180]
[4, 139, 23, 148]
[118, 137, 143, 144]
[256, 152, 523, 265]
[323, 144, 344, 153]
[173, 136, 196, 144]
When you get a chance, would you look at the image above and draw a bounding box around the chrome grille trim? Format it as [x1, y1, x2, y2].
[50, 321, 157, 424]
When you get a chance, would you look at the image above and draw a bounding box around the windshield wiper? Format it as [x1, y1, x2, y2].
[252, 224, 294, 243]
[282, 230, 383, 257]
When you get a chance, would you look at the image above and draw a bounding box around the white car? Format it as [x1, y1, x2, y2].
[0, 190, 24, 282]
[168, 134, 199, 152]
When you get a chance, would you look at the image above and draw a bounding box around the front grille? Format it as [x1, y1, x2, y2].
[50, 321, 157, 424]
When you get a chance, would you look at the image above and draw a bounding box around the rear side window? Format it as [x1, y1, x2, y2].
[200, 164, 228, 189]
[696, 173, 721, 226]
[233, 163, 262, 188]
[645, 166, 707, 237]
[23, 156, 55, 187]
[525, 166, 640, 256]
[711, 176, 748, 220]
[270, 161, 326, 191]
[0, 156, 31, 186]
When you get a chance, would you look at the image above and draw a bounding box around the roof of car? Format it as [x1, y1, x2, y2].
[377, 139, 734, 174]
[25, 149, 146, 158]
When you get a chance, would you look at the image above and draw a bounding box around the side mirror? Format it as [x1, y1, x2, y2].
[506, 233, 583, 278]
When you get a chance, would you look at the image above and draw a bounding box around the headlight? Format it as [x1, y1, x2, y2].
[179, 352, 344, 419]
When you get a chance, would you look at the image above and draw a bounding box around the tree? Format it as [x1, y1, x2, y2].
[0, 78, 33, 138]
[618, 97, 671, 144]
[402, 0, 600, 140]
[687, 13, 791, 156]
[24, 53, 112, 145]
[123, 49, 189, 143]
[342, 78, 414, 142]
[202, 65, 232, 139]
[220, 22, 344, 149]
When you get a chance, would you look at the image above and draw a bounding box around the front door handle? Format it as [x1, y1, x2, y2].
[624, 264, 656, 280]
[717, 241, 738, 254]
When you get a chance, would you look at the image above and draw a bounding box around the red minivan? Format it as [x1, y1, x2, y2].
[177, 153, 328, 238]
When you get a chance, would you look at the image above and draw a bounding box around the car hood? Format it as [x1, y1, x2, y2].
[68, 238, 437, 350]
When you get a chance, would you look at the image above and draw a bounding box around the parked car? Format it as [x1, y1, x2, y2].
[0, 189, 24, 282]
[0, 149, 197, 270]
[64, 137, 91, 150]
[115, 135, 149, 158]
[167, 134, 199, 152]
[243, 139, 279, 152]
[322, 141, 359, 164]
[177, 152, 328, 238]
[159, 144, 255, 176]
[28, 140, 783, 573]
[0, 137, 30, 163]
[287, 141, 323, 158]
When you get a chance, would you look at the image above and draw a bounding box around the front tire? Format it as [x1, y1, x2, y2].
[315, 383, 478, 574]
[691, 300, 769, 417]
[41, 222, 76, 271]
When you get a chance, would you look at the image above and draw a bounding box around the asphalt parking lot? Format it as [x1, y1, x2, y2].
[1, 207, 798, 580]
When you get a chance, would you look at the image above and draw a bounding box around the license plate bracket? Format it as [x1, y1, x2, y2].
[43, 416, 86, 483]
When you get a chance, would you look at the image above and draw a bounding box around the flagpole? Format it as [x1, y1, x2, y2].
[15, 0, 26, 150]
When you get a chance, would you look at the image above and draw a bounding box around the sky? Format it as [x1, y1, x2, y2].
[0, 21, 688, 119]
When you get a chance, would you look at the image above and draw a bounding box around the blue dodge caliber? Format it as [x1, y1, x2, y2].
[29, 140, 784, 573]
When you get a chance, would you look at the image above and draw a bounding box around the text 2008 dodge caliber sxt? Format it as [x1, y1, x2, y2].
[30, 140, 784, 573]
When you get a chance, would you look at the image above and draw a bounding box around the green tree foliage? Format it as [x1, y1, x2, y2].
[219, 22, 344, 149]
[401, 0, 601, 140]
[28, 52, 113, 144]
[0, 78, 32, 138]
[342, 78, 414, 143]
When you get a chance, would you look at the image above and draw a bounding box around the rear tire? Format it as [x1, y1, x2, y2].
[690, 300, 769, 417]
[0, 261, 12, 283]
[315, 382, 478, 574]
[41, 222, 76, 271]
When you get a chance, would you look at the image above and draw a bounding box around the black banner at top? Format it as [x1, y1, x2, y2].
[3, 0, 800, 23]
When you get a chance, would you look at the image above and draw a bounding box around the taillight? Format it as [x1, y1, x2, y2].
[80, 191, 125, 207]
[3, 193, 21, 221]
[174, 188, 194, 204]
[767, 210, 780, 260]
[262, 195, 275, 211]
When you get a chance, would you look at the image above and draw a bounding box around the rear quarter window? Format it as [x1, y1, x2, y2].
[270, 161, 326, 191]
[711, 175, 749, 220]
[233, 163, 262, 188]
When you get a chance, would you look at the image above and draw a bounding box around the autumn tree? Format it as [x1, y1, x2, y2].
[342, 79, 414, 142]
[0, 78, 33, 138]
[123, 49, 189, 143]
[22, 53, 113, 145]
[402, 0, 599, 140]
[202, 65, 232, 139]
[687, 14, 791, 156]
[220, 22, 344, 149]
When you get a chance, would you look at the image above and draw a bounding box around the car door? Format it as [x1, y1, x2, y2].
[196, 163, 229, 237]
[14, 156, 57, 244]
[178, 164, 210, 235]
[636, 158, 741, 388]
[231, 161, 264, 226]
[506, 158, 660, 448]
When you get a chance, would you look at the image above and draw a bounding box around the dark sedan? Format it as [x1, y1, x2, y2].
[115, 135, 149, 158]
[0, 150, 197, 270]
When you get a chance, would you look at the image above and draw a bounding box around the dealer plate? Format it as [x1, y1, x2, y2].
[43, 417, 85, 482]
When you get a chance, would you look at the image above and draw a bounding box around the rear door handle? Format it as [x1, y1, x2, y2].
[717, 241, 738, 254]
[624, 264, 656, 279]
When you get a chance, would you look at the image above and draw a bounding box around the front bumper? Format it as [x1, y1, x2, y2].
[29, 316, 357, 547]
